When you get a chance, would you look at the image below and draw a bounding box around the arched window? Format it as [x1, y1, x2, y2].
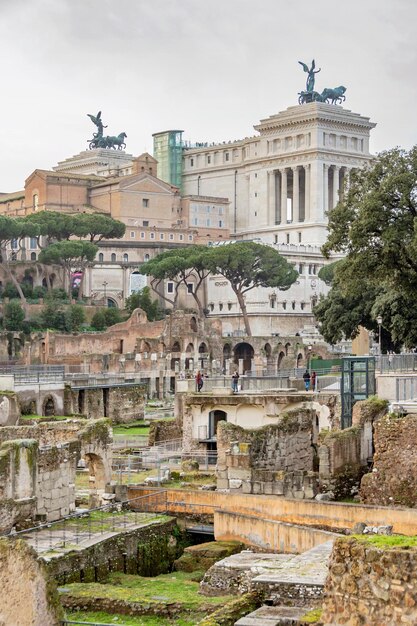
[123, 253, 128, 263]
[30, 252, 37, 261]
[111, 253, 116, 262]
[144, 254, 150, 262]
[32, 194, 38, 211]
[98, 253, 104, 263]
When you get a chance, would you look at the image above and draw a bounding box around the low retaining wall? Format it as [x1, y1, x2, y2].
[46, 517, 179, 584]
[127, 488, 417, 536]
[214, 509, 340, 553]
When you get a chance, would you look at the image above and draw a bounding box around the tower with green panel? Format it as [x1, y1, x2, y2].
[152, 130, 184, 189]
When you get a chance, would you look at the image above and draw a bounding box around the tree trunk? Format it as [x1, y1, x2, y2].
[235, 289, 252, 336]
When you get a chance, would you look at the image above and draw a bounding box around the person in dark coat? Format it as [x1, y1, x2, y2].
[303, 370, 311, 391]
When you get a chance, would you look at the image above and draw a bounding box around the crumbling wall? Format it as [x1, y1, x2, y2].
[0, 391, 20, 426]
[216, 409, 317, 498]
[360, 414, 417, 507]
[319, 428, 363, 499]
[321, 537, 417, 626]
[64, 383, 146, 423]
[36, 442, 79, 522]
[148, 418, 182, 446]
[0, 538, 62, 626]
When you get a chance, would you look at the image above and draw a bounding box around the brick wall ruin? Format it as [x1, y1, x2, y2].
[0, 419, 112, 530]
[360, 414, 417, 507]
[216, 409, 318, 498]
[321, 537, 417, 625]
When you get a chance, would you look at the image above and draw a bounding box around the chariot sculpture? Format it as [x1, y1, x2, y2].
[298, 60, 346, 105]
[87, 111, 127, 150]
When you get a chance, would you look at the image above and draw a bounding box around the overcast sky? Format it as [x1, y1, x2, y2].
[0, 0, 415, 192]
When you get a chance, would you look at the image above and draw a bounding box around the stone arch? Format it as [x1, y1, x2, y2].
[233, 342, 254, 374]
[285, 342, 291, 356]
[140, 340, 152, 354]
[296, 352, 303, 368]
[264, 342, 274, 374]
[277, 351, 286, 369]
[171, 340, 181, 352]
[107, 297, 118, 308]
[43, 395, 55, 417]
[208, 409, 227, 439]
[198, 342, 208, 354]
[264, 343, 272, 358]
[190, 316, 198, 332]
[186, 342, 194, 353]
[84, 452, 107, 490]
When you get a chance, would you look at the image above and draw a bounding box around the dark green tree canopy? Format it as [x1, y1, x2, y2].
[141, 242, 298, 336]
[317, 146, 417, 349]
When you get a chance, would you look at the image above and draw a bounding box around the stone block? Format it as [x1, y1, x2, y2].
[272, 481, 284, 495]
[216, 479, 229, 490]
[229, 479, 242, 490]
[252, 482, 263, 495]
[242, 481, 252, 494]
[228, 468, 251, 481]
[216, 469, 228, 479]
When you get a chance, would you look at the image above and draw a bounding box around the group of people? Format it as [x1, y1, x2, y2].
[302, 370, 317, 391]
[195, 369, 240, 393]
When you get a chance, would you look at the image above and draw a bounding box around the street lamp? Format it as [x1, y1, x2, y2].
[376, 315, 382, 355]
[102, 281, 108, 307]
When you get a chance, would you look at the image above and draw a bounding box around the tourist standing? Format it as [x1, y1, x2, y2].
[195, 370, 203, 392]
[311, 371, 317, 391]
[232, 371, 239, 393]
[303, 370, 311, 391]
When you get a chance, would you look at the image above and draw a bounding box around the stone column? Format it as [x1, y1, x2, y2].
[280, 168, 287, 223]
[332, 166, 340, 208]
[275, 171, 281, 224]
[292, 166, 300, 223]
[309, 160, 323, 222]
[323, 164, 329, 216]
[268, 170, 276, 225]
[304, 164, 310, 221]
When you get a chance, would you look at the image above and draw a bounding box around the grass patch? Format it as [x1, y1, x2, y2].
[352, 534, 417, 549]
[113, 425, 150, 436]
[61, 571, 232, 610]
[65, 610, 199, 625]
[300, 607, 323, 623]
[20, 414, 73, 422]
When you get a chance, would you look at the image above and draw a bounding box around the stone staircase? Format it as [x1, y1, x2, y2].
[234, 541, 333, 625]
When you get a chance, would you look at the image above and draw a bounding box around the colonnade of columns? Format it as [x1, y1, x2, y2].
[269, 163, 350, 225]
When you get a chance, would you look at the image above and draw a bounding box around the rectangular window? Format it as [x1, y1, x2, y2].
[206, 219, 211, 227]
[130, 231, 135, 238]
[160, 233, 164, 240]
[254, 192, 257, 197]
[207, 155, 211, 164]
[187, 283, 194, 294]
[286, 233, 290, 244]
[143, 220, 149, 227]
[225, 153, 229, 161]
[190, 158, 194, 167]
[298, 232, 302, 243]
[167, 282, 174, 294]
[274, 235, 278, 244]
[11, 239, 18, 249]
[179, 234, 184, 241]
[219, 220, 223, 227]
[143, 199, 149, 208]
[169, 233, 174, 240]
[219, 207, 223, 215]
[188, 235, 193, 241]
[30, 237, 37, 249]
[140, 232, 145, 239]
[150, 232, 155, 239]
[193, 217, 198, 225]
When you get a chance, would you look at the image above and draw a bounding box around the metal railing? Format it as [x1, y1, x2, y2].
[396, 377, 417, 402]
[5, 491, 168, 552]
[377, 354, 417, 374]
[112, 449, 218, 482]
